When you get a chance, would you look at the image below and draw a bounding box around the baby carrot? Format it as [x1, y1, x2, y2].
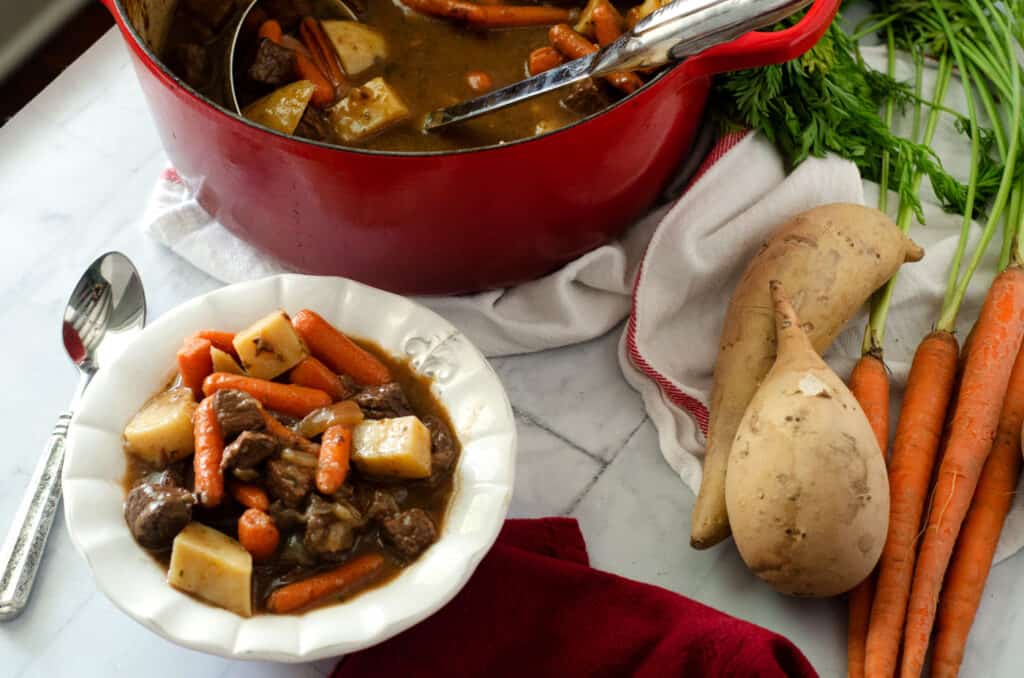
[289, 357, 350, 401]
[193, 397, 226, 508]
[591, 0, 624, 47]
[258, 18, 283, 43]
[901, 266, 1024, 678]
[470, 5, 576, 28]
[291, 310, 390, 386]
[203, 372, 332, 418]
[177, 336, 213, 400]
[548, 24, 641, 94]
[865, 331, 960, 678]
[930, 342, 1024, 677]
[317, 425, 352, 495]
[267, 554, 385, 613]
[238, 508, 280, 561]
[228, 480, 270, 511]
[527, 46, 565, 75]
[846, 352, 889, 678]
[196, 330, 237, 357]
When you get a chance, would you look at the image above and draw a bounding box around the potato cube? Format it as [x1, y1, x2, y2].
[168, 522, 253, 617]
[232, 310, 308, 380]
[352, 416, 431, 479]
[124, 387, 198, 466]
[328, 78, 410, 144]
[242, 80, 316, 135]
[210, 346, 245, 375]
[321, 21, 388, 77]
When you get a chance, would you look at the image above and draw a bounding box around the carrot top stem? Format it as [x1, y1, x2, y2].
[863, 51, 950, 355]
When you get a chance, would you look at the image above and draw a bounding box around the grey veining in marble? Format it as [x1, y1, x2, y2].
[2, 26, 1024, 678]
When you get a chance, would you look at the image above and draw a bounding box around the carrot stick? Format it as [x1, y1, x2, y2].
[470, 5, 576, 28]
[289, 357, 350, 401]
[591, 0, 624, 47]
[865, 331, 959, 677]
[846, 352, 889, 678]
[901, 266, 1024, 678]
[527, 46, 566, 75]
[203, 372, 332, 418]
[238, 508, 280, 561]
[267, 553, 385, 613]
[196, 330, 237, 357]
[177, 336, 213, 400]
[258, 18, 283, 43]
[260, 407, 320, 456]
[548, 24, 642, 94]
[193, 397, 226, 508]
[228, 480, 270, 511]
[929, 343, 1024, 677]
[317, 425, 352, 494]
[291, 310, 390, 386]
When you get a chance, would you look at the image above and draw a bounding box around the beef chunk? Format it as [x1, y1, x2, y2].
[266, 459, 314, 507]
[304, 496, 364, 557]
[125, 482, 195, 550]
[170, 44, 210, 90]
[363, 489, 400, 520]
[212, 389, 264, 439]
[560, 79, 613, 117]
[294, 106, 335, 143]
[248, 38, 295, 87]
[221, 431, 278, 472]
[184, 0, 237, 30]
[269, 501, 308, 532]
[353, 383, 412, 419]
[422, 415, 457, 474]
[382, 508, 436, 558]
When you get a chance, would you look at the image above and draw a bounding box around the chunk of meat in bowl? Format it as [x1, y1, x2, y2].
[353, 383, 412, 419]
[124, 480, 195, 550]
[266, 458, 314, 508]
[304, 496, 366, 557]
[382, 508, 437, 558]
[248, 38, 296, 88]
[212, 389, 265, 440]
[221, 431, 278, 473]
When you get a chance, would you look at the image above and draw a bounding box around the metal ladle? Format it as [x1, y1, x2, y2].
[228, 0, 361, 114]
[424, 0, 813, 130]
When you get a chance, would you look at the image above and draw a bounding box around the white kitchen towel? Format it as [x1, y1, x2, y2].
[144, 47, 1024, 561]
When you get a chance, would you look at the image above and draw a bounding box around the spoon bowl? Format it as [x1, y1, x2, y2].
[0, 252, 145, 621]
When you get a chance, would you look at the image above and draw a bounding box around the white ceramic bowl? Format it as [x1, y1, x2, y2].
[62, 274, 516, 662]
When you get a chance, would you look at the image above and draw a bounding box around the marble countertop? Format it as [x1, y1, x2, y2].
[2, 29, 1023, 678]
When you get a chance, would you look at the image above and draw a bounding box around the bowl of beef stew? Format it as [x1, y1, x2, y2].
[62, 275, 515, 660]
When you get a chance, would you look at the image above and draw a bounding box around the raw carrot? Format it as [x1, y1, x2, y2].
[196, 330, 237, 357]
[865, 331, 959, 677]
[238, 508, 280, 561]
[203, 372, 332, 418]
[317, 425, 352, 494]
[291, 310, 390, 385]
[929, 343, 1024, 677]
[193, 397, 226, 508]
[527, 46, 565, 75]
[260, 407, 321, 456]
[548, 24, 642, 94]
[258, 18, 283, 43]
[591, 0, 624, 47]
[228, 480, 270, 511]
[901, 266, 1024, 678]
[177, 336, 213, 400]
[846, 352, 889, 678]
[267, 554, 385, 613]
[289, 356, 350, 401]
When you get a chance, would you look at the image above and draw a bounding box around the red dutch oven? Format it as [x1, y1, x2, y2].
[100, 0, 839, 294]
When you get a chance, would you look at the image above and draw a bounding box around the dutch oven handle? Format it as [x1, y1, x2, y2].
[683, 0, 840, 77]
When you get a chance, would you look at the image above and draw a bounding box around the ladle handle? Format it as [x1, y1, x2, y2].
[0, 412, 71, 621]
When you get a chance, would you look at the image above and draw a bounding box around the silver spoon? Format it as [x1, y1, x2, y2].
[228, 0, 360, 115]
[0, 252, 146, 621]
[424, 0, 813, 130]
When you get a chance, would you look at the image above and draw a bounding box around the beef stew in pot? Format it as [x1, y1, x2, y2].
[121, 308, 460, 616]
[163, 0, 669, 151]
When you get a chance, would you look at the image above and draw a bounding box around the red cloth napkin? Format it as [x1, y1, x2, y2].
[332, 518, 817, 677]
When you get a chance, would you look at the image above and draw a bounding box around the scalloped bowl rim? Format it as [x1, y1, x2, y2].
[62, 274, 516, 662]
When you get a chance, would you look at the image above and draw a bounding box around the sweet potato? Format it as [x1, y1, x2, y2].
[692, 203, 923, 549]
